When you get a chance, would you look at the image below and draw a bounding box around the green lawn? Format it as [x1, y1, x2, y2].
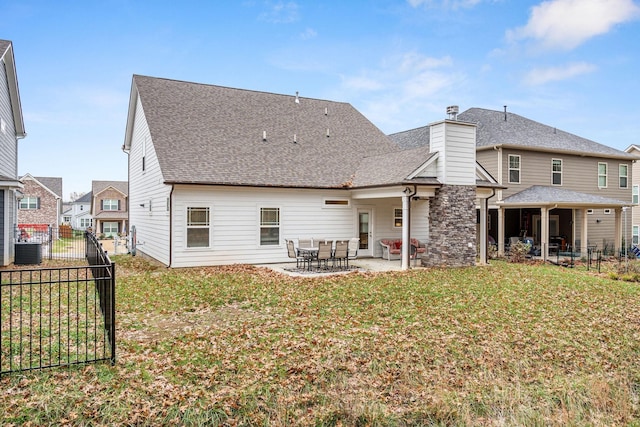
[1, 256, 639, 426]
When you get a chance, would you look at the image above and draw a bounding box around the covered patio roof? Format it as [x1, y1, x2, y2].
[497, 185, 630, 208]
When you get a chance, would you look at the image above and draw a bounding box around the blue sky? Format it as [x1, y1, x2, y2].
[2, 0, 639, 199]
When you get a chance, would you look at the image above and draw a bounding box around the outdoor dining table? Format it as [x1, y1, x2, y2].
[297, 247, 319, 270]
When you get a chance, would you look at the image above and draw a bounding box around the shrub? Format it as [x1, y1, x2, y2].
[509, 240, 530, 263]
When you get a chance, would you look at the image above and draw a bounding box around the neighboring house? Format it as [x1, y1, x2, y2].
[0, 39, 26, 266]
[17, 174, 63, 231]
[70, 191, 93, 231]
[123, 75, 499, 268]
[624, 144, 640, 248]
[393, 107, 636, 259]
[91, 181, 128, 237]
[61, 203, 72, 225]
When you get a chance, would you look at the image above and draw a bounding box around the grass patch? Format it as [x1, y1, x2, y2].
[1, 257, 640, 425]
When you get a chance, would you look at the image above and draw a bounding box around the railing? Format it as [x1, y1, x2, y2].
[16, 226, 87, 261]
[0, 232, 115, 375]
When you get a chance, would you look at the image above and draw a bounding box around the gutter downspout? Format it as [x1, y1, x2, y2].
[169, 184, 174, 268]
[480, 188, 496, 265]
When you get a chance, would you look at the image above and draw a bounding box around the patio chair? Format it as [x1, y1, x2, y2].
[347, 237, 359, 261]
[316, 240, 333, 269]
[298, 238, 312, 249]
[286, 239, 306, 269]
[333, 240, 349, 269]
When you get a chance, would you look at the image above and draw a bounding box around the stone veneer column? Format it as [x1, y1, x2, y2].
[421, 184, 476, 267]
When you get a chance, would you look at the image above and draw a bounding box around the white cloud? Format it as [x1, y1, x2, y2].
[508, 0, 640, 50]
[300, 28, 317, 40]
[259, 1, 299, 24]
[523, 62, 597, 85]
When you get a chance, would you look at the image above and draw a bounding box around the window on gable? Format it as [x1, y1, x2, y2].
[598, 163, 607, 188]
[187, 207, 210, 248]
[102, 199, 119, 211]
[619, 164, 628, 188]
[19, 196, 39, 210]
[508, 154, 520, 184]
[633, 185, 639, 205]
[260, 207, 280, 246]
[393, 208, 403, 228]
[552, 159, 562, 186]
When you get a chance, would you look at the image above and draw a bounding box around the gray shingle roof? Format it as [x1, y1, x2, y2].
[0, 40, 10, 57]
[34, 176, 62, 198]
[75, 192, 92, 203]
[388, 125, 431, 150]
[353, 146, 437, 187]
[458, 108, 635, 159]
[501, 185, 629, 206]
[132, 75, 403, 188]
[92, 180, 127, 196]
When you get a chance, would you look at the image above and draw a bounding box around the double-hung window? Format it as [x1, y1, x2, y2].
[598, 163, 608, 188]
[552, 159, 562, 186]
[619, 164, 628, 188]
[393, 208, 403, 228]
[102, 199, 119, 211]
[260, 207, 280, 246]
[634, 225, 639, 246]
[187, 207, 210, 248]
[508, 154, 520, 184]
[19, 196, 39, 210]
[633, 185, 639, 205]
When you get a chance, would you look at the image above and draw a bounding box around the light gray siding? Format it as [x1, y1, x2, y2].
[0, 57, 18, 179]
[127, 97, 171, 265]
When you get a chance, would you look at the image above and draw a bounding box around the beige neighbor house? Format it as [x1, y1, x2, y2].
[123, 75, 501, 269]
[91, 180, 128, 238]
[0, 39, 26, 266]
[393, 108, 637, 261]
[17, 174, 63, 231]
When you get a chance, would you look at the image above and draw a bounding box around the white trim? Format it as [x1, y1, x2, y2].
[508, 154, 521, 184]
[598, 162, 608, 188]
[551, 158, 562, 186]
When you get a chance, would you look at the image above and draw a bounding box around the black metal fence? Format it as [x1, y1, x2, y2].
[0, 232, 115, 375]
[16, 226, 87, 261]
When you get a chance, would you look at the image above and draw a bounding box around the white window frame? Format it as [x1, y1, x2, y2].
[393, 207, 403, 228]
[103, 199, 119, 211]
[186, 206, 211, 248]
[598, 162, 607, 188]
[259, 207, 280, 246]
[619, 164, 628, 189]
[587, 209, 594, 215]
[80, 218, 92, 228]
[19, 196, 38, 210]
[508, 154, 521, 184]
[103, 222, 119, 236]
[634, 185, 639, 205]
[551, 158, 562, 186]
[604, 209, 612, 215]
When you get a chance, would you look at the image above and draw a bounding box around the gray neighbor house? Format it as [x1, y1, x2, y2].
[0, 39, 26, 267]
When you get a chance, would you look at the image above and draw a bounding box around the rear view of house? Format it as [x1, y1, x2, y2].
[123, 75, 498, 268]
[0, 40, 26, 266]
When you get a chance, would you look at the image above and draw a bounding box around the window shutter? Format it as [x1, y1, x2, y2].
[36, 197, 41, 209]
[118, 200, 121, 210]
[101, 199, 104, 210]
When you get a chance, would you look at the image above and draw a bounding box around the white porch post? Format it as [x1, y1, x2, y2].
[615, 207, 623, 254]
[401, 193, 411, 270]
[479, 198, 488, 264]
[498, 207, 505, 256]
[580, 208, 588, 255]
[541, 207, 549, 261]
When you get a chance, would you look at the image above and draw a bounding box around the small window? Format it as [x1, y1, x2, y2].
[102, 199, 119, 211]
[634, 185, 639, 205]
[598, 163, 607, 188]
[587, 209, 594, 215]
[393, 208, 403, 228]
[552, 159, 562, 186]
[80, 218, 92, 228]
[187, 207, 210, 248]
[323, 199, 349, 207]
[633, 225, 639, 246]
[508, 155, 520, 184]
[260, 207, 279, 246]
[604, 209, 612, 215]
[19, 196, 39, 210]
[619, 164, 628, 188]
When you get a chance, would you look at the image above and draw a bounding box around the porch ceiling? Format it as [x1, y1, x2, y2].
[498, 185, 630, 208]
